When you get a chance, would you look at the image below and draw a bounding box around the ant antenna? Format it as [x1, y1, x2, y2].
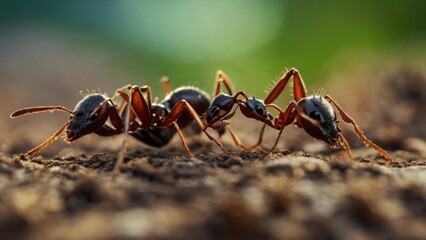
[21, 120, 71, 157]
[11, 106, 73, 118]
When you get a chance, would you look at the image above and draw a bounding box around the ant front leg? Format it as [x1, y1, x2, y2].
[114, 89, 143, 130]
[224, 125, 251, 151]
[338, 132, 353, 160]
[207, 106, 251, 151]
[247, 103, 293, 152]
[267, 102, 298, 153]
[324, 95, 394, 163]
[247, 124, 269, 151]
[114, 85, 156, 174]
[90, 99, 140, 136]
[266, 101, 319, 153]
[159, 100, 227, 156]
[264, 68, 308, 104]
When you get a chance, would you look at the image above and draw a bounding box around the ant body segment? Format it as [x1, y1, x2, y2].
[206, 69, 394, 163]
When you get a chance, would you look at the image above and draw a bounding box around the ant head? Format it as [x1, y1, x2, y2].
[205, 93, 236, 125]
[239, 97, 273, 126]
[299, 96, 340, 146]
[66, 94, 109, 142]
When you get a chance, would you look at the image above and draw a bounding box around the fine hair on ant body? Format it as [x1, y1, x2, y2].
[205, 68, 394, 163]
[11, 77, 227, 173]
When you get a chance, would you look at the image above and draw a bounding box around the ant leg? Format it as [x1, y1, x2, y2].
[113, 84, 133, 111]
[113, 91, 133, 175]
[115, 89, 129, 114]
[232, 91, 250, 102]
[270, 128, 285, 154]
[161, 76, 172, 96]
[95, 102, 140, 137]
[338, 132, 353, 161]
[264, 68, 307, 104]
[137, 85, 153, 111]
[269, 102, 298, 153]
[94, 126, 121, 136]
[155, 101, 193, 157]
[114, 85, 154, 174]
[21, 120, 70, 158]
[225, 125, 249, 151]
[248, 103, 292, 151]
[214, 70, 234, 96]
[129, 85, 152, 125]
[324, 95, 394, 163]
[173, 122, 194, 158]
[248, 124, 268, 151]
[92, 99, 141, 137]
[159, 100, 227, 154]
[88, 99, 123, 136]
[115, 90, 140, 129]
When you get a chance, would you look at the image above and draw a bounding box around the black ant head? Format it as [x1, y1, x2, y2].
[206, 93, 236, 125]
[66, 94, 109, 142]
[240, 97, 273, 126]
[300, 96, 340, 146]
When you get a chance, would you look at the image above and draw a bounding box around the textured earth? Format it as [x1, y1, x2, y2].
[1, 67, 425, 240]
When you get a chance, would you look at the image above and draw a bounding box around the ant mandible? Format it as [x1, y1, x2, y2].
[11, 77, 226, 173]
[205, 68, 394, 163]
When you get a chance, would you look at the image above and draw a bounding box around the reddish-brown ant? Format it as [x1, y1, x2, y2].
[205, 68, 394, 163]
[10, 78, 227, 172]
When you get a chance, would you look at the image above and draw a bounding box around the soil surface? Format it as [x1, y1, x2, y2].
[1, 67, 426, 240]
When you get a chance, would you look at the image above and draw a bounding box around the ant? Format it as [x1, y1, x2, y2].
[202, 70, 276, 150]
[205, 68, 394, 163]
[10, 77, 227, 173]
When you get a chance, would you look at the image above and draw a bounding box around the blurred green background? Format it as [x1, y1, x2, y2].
[1, 0, 426, 99]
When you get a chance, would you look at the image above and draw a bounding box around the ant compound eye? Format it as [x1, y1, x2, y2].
[89, 111, 99, 121]
[309, 111, 322, 121]
[209, 106, 220, 117]
[255, 105, 266, 117]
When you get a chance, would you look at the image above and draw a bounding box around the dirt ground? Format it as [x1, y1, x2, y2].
[1, 67, 426, 240]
